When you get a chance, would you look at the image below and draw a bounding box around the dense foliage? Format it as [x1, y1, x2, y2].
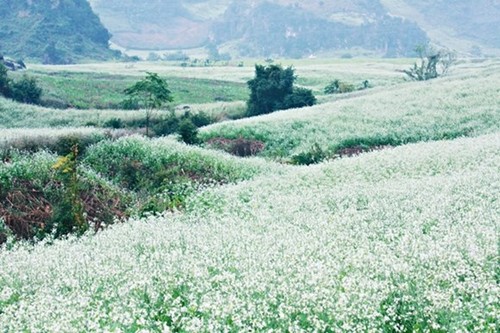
[247, 65, 316, 117]
[10, 75, 43, 105]
[0, 64, 43, 104]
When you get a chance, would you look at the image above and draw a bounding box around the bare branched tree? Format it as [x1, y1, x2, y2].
[401, 44, 457, 81]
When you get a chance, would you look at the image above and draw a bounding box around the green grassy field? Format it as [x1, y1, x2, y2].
[0, 58, 499, 332]
[11, 68, 248, 109]
[28, 58, 412, 104]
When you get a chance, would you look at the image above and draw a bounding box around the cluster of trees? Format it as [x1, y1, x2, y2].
[118, 66, 317, 145]
[0, 64, 42, 104]
[121, 65, 317, 139]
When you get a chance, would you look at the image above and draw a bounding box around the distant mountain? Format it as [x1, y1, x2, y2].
[0, 0, 118, 64]
[89, 0, 429, 57]
[2, 0, 496, 62]
[212, 1, 427, 58]
[89, 0, 500, 57]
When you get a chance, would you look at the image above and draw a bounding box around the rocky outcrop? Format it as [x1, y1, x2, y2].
[0, 56, 26, 71]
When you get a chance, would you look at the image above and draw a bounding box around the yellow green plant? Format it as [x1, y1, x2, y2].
[52, 145, 87, 235]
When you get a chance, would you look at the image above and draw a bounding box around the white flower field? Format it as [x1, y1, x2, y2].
[1, 133, 498, 332]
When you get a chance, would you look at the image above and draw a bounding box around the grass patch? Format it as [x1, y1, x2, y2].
[12, 70, 249, 109]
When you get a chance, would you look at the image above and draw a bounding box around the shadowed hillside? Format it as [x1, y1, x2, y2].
[0, 0, 120, 63]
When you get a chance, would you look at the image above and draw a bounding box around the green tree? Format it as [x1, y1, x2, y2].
[247, 64, 315, 116]
[247, 64, 294, 116]
[10, 75, 42, 104]
[123, 72, 174, 136]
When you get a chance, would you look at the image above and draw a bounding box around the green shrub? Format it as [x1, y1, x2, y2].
[104, 117, 124, 129]
[151, 114, 179, 136]
[178, 118, 199, 145]
[282, 87, 317, 109]
[291, 143, 327, 165]
[324, 80, 340, 94]
[247, 64, 295, 116]
[10, 75, 43, 104]
[324, 80, 356, 94]
[182, 111, 213, 128]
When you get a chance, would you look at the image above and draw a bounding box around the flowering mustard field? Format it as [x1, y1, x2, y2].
[201, 60, 500, 160]
[1, 133, 498, 332]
